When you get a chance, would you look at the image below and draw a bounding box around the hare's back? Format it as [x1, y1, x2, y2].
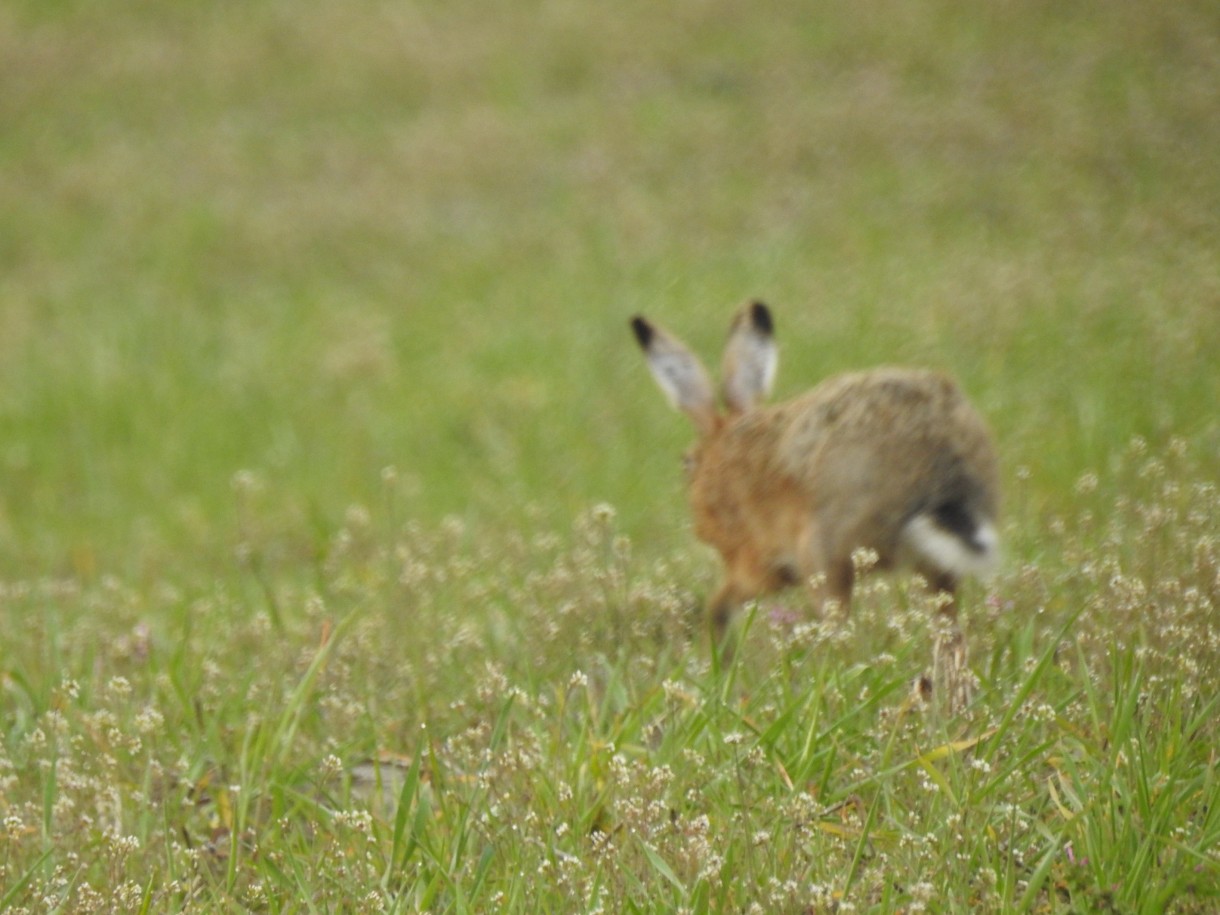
[780, 368, 996, 509]
[781, 366, 967, 440]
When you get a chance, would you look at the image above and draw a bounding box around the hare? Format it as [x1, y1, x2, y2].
[631, 301, 999, 703]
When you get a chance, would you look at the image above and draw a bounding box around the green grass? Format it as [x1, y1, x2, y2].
[1, 0, 1218, 910]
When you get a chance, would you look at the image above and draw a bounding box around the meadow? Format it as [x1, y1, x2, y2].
[0, 0, 1218, 911]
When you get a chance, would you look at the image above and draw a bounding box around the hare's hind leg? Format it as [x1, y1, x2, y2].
[798, 523, 853, 617]
[805, 557, 854, 618]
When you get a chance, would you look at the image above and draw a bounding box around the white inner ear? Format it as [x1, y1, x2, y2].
[722, 330, 777, 413]
[646, 347, 715, 415]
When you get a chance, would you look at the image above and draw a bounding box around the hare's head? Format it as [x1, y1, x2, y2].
[630, 300, 778, 472]
[632, 300, 798, 630]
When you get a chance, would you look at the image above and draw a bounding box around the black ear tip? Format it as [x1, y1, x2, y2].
[630, 316, 654, 348]
[749, 300, 773, 335]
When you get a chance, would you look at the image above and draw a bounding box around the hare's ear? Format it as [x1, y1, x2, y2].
[631, 316, 719, 435]
[721, 300, 777, 413]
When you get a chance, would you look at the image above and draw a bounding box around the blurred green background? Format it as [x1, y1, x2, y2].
[1, 0, 1217, 581]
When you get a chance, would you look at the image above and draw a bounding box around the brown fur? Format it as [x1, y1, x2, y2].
[633, 303, 1000, 646]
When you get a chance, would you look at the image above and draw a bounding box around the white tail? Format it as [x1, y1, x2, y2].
[903, 514, 999, 580]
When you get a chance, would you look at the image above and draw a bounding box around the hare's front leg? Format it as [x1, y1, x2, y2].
[706, 576, 752, 650]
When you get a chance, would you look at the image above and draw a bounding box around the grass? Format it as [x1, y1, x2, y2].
[0, 0, 1218, 910]
[2, 450, 1218, 912]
